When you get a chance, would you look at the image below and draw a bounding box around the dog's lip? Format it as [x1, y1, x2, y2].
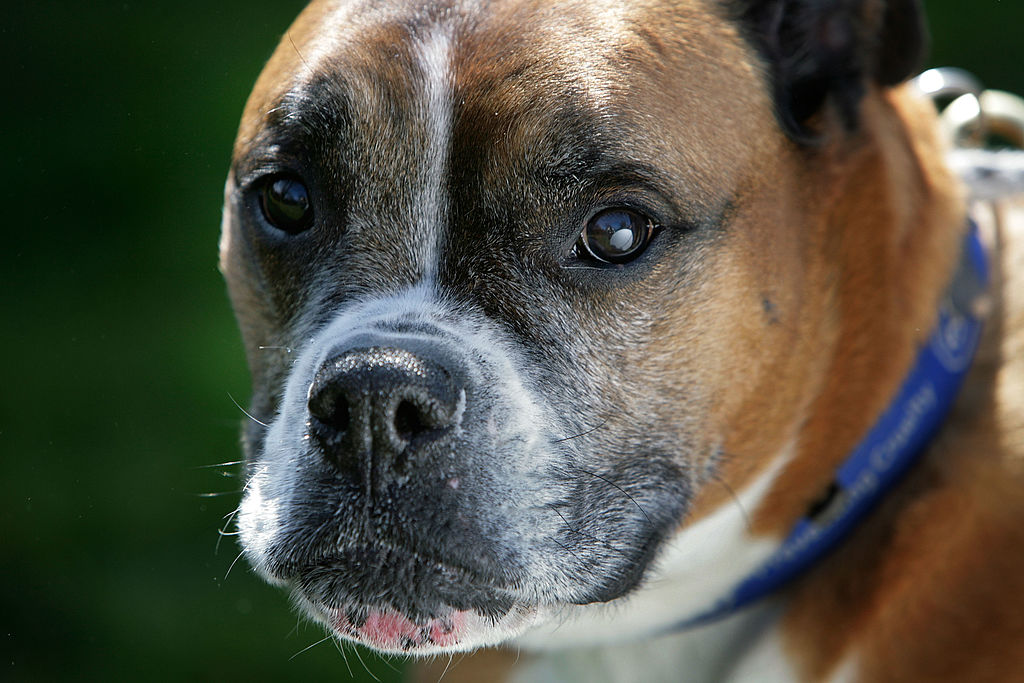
[328, 605, 467, 652]
[296, 594, 544, 654]
[277, 544, 536, 652]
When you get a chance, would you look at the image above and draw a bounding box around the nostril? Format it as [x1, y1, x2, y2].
[329, 397, 351, 433]
[308, 386, 351, 434]
[394, 399, 428, 442]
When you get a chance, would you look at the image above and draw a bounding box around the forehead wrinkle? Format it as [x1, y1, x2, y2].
[446, 1, 686, 171]
[557, 1, 632, 107]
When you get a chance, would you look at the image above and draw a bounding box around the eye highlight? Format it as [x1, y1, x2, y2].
[258, 174, 313, 234]
[577, 208, 655, 264]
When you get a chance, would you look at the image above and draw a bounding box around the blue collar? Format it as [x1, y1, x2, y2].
[671, 221, 989, 630]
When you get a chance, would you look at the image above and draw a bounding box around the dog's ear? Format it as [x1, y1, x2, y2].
[732, 0, 927, 141]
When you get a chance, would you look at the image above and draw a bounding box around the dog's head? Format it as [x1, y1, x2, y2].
[222, 0, 957, 655]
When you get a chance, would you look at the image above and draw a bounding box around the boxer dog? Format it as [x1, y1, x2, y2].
[221, 0, 1024, 680]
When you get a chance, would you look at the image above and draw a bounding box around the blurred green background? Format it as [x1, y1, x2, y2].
[1, 2, 1019, 681]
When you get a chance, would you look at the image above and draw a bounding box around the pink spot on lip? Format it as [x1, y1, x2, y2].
[362, 610, 421, 648]
[332, 608, 466, 651]
[429, 612, 465, 647]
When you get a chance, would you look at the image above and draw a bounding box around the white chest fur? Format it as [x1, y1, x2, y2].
[511, 602, 795, 683]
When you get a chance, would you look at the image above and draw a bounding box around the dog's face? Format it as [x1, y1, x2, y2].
[222, 0, 929, 655]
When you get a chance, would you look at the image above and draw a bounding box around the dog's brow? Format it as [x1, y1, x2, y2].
[269, 84, 351, 139]
[235, 84, 354, 179]
[541, 149, 705, 221]
[568, 159, 675, 195]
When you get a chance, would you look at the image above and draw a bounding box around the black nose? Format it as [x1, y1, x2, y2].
[306, 346, 462, 485]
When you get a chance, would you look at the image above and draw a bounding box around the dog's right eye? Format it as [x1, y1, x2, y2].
[576, 208, 656, 265]
[258, 174, 313, 234]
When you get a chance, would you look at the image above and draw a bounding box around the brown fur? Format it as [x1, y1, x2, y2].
[778, 199, 1024, 682]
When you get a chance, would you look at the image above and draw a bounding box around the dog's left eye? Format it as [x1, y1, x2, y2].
[258, 174, 313, 235]
[576, 208, 655, 264]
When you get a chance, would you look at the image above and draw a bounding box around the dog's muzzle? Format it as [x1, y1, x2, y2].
[237, 295, 689, 653]
[237, 300, 556, 652]
[283, 333, 517, 621]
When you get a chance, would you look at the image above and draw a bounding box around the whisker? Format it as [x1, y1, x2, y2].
[289, 633, 334, 661]
[710, 469, 751, 530]
[287, 31, 311, 71]
[351, 646, 381, 683]
[549, 506, 578, 534]
[196, 491, 241, 498]
[215, 506, 241, 555]
[228, 392, 269, 428]
[548, 506, 631, 561]
[549, 536, 582, 563]
[288, 617, 302, 639]
[435, 653, 455, 683]
[576, 465, 654, 529]
[334, 637, 355, 679]
[224, 549, 246, 580]
[257, 345, 293, 353]
[192, 460, 243, 470]
[379, 654, 402, 674]
[553, 419, 607, 444]
[702, 446, 754, 530]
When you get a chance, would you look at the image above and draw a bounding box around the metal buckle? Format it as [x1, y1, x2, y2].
[914, 67, 1024, 150]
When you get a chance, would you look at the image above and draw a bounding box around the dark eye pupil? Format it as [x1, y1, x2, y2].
[581, 209, 653, 264]
[260, 176, 312, 234]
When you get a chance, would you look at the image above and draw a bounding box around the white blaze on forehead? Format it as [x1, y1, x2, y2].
[412, 24, 455, 284]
